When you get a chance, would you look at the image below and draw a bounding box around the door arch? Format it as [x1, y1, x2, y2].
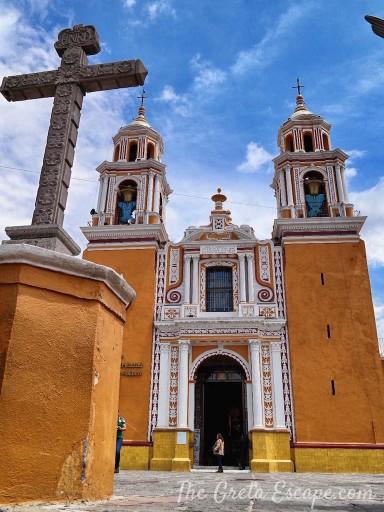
[193, 353, 249, 466]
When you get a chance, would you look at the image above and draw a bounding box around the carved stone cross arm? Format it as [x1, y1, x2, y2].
[0, 60, 147, 101]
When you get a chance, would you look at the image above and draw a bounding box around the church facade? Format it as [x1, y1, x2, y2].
[81, 95, 384, 473]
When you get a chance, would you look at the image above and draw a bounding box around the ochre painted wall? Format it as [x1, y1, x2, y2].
[83, 248, 156, 442]
[0, 262, 127, 504]
[283, 240, 384, 443]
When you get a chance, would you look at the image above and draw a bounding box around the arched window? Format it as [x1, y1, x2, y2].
[206, 267, 233, 312]
[128, 142, 138, 162]
[322, 133, 330, 151]
[304, 171, 327, 217]
[147, 142, 155, 159]
[303, 133, 314, 152]
[116, 180, 138, 224]
[284, 134, 294, 152]
[113, 144, 120, 162]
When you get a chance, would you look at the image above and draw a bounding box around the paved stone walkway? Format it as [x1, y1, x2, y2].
[2, 469, 384, 512]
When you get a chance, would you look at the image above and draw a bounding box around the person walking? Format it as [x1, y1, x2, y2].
[213, 433, 224, 473]
[115, 410, 126, 474]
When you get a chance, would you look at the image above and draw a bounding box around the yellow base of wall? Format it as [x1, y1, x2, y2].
[250, 430, 294, 473]
[293, 447, 384, 473]
[120, 445, 152, 470]
[150, 429, 192, 471]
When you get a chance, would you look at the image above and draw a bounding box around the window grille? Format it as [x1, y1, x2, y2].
[206, 267, 233, 312]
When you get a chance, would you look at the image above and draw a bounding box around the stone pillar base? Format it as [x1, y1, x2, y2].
[150, 429, 192, 472]
[250, 429, 294, 473]
[0, 245, 135, 504]
[3, 224, 81, 256]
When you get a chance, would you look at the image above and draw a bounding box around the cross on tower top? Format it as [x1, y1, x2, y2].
[0, 24, 148, 255]
[137, 89, 148, 106]
[292, 77, 305, 95]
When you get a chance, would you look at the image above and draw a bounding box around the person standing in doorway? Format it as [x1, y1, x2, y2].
[115, 410, 126, 474]
[213, 433, 224, 473]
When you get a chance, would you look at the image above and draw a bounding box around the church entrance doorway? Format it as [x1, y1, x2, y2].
[194, 354, 248, 467]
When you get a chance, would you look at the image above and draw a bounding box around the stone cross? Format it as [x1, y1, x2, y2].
[0, 24, 148, 255]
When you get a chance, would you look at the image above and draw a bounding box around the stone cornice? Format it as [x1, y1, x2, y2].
[81, 223, 169, 245]
[0, 244, 135, 307]
[154, 317, 286, 338]
[272, 216, 366, 239]
[273, 148, 348, 167]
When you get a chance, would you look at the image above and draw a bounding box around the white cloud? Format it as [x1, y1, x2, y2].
[232, 3, 311, 75]
[236, 142, 274, 173]
[375, 304, 384, 340]
[351, 176, 384, 265]
[147, 0, 176, 21]
[123, 0, 136, 7]
[343, 149, 365, 178]
[157, 85, 191, 116]
[190, 54, 227, 90]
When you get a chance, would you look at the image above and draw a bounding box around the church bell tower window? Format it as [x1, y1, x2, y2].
[128, 142, 138, 162]
[147, 142, 155, 159]
[285, 134, 294, 152]
[206, 267, 233, 312]
[303, 133, 314, 152]
[304, 171, 327, 217]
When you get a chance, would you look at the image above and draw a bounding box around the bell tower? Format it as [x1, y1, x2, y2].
[272, 86, 384, 470]
[81, 101, 171, 461]
[83, 100, 171, 242]
[272, 90, 354, 221]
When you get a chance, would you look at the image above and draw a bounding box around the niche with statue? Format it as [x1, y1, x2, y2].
[116, 180, 137, 224]
[304, 171, 327, 217]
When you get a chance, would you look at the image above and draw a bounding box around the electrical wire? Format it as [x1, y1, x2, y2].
[0, 163, 275, 209]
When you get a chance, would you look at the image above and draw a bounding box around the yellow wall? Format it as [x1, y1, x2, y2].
[293, 447, 384, 473]
[0, 261, 127, 504]
[283, 240, 384, 444]
[83, 248, 156, 442]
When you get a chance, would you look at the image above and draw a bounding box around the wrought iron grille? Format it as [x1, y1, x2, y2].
[206, 267, 233, 312]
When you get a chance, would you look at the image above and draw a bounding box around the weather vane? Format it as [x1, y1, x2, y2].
[137, 88, 148, 106]
[292, 77, 304, 95]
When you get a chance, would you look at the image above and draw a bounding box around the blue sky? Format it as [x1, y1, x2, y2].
[0, 0, 383, 341]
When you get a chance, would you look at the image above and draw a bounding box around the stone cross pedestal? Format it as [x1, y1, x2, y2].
[0, 24, 148, 255]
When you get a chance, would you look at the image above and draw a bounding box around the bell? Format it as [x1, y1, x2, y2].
[120, 187, 135, 202]
[306, 178, 323, 198]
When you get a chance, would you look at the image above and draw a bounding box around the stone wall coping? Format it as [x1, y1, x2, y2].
[0, 243, 135, 307]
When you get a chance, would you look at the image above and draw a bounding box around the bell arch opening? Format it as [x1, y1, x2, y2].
[115, 179, 137, 224]
[303, 170, 327, 217]
[193, 354, 248, 467]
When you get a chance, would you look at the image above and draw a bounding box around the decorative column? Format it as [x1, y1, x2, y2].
[146, 171, 154, 211]
[157, 342, 171, 428]
[246, 380, 253, 432]
[184, 255, 191, 304]
[191, 255, 199, 304]
[335, 164, 345, 203]
[177, 340, 190, 428]
[188, 380, 195, 430]
[279, 171, 287, 207]
[246, 253, 255, 302]
[270, 341, 286, 429]
[249, 339, 263, 428]
[153, 175, 161, 213]
[285, 166, 294, 208]
[340, 165, 349, 203]
[239, 253, 247, 303]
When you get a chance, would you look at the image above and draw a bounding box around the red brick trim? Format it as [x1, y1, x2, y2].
[293, 442, 384, 450]
[122, 440, 153, 447]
